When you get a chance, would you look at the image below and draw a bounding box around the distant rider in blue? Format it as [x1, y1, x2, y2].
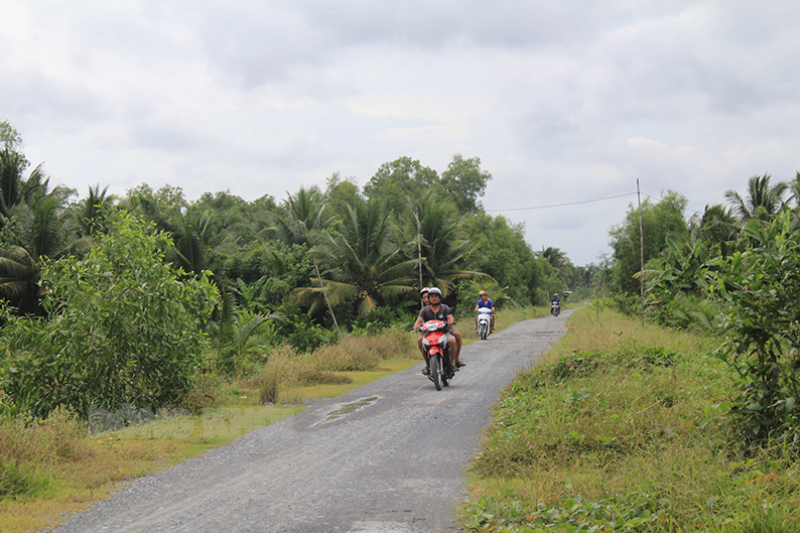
[475, 290, 495, 333]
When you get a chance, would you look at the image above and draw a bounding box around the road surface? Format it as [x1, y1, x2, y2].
[48, 310, 573, 533]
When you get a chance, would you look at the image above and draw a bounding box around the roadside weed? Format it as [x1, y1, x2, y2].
[462, 308, 800, 532]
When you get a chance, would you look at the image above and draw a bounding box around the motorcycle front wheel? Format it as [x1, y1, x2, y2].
[479, 322, 488, 340]
[429, 355, 442, 391]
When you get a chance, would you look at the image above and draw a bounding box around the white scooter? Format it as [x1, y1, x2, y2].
[477, 308, 492, 340]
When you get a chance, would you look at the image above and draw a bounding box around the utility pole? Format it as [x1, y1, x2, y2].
[637, 179, 645, 327]
[415, 209, 424, 308]
[314, 259, 341, 338]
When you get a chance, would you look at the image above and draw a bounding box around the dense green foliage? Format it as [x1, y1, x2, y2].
[604, 170, 800, 450]
[0, 121, 591, 418]
[609, 190, 688, 295]
[705, 213, 800, 447]
[0, 212, 218, 418]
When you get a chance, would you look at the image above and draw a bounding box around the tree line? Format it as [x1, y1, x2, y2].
[0, 120, 590, 418]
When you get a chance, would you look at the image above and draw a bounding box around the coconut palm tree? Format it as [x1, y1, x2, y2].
[0, 150, 48, 228]
[0, 244, 42, 315]
[14, 186, 74, 260]
[0, 180, 72, 315]
[268, 187, 332, 246]
[725, 173, 788, 222]
[0, 148, 26, 224]
[292, 197, 418, 315]
[72, 185, 113, 238]
[412, 196, 491, 296]
[698, 204, 739, 257]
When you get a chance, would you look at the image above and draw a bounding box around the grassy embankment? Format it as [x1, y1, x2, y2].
[460, 307, 800, 532]
[0, 304, 547, 533]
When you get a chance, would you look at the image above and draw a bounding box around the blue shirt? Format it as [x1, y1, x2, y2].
[476, 299, 494, 312]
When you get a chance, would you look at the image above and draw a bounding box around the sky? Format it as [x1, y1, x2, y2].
[2, 1, 800, 266]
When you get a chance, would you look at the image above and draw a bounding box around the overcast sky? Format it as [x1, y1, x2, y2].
[2, 1, 799, 266]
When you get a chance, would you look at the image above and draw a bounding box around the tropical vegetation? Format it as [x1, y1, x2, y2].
[8, 115, 800, 532]
[0, 120, 578, 424]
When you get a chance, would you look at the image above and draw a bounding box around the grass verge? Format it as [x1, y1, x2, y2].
[460, 307, 800, 532]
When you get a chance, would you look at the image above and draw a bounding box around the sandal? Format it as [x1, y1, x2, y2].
[422, 366, 429, 375]
[456, 362, 466, 368]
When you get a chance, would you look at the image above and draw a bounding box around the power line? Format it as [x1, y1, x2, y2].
[487, 190, 706, 217]
[486, 192, 637, 212]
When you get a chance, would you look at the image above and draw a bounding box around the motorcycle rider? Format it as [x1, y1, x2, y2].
[475, 290, 495, 333]
[551, 293, 561, 312]
[413, 287, 460, 374]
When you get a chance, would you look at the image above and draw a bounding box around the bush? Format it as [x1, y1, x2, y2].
[350, 305, 412, 334]
[257, 354, 288, 405]
[178, 373, 225, 415]
[706, 214, 800, 449]
[273, 304, 335, 353]
[0, 212, 218, 418]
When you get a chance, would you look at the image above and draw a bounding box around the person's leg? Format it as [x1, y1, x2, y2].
[417, 336, 429, 374]
[490, 315, 495, 332]
[452, 330, 463, 366]
[447, 337, 457, 368]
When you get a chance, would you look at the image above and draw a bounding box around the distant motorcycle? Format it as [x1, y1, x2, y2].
[477, 308, 492, 340]
[551, 301, 561, 317]
[419, 319, 455, 391]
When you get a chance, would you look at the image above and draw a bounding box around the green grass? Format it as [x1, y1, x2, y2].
[460, 307, 800, 532]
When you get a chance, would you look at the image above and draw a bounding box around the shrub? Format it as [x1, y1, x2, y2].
[706, 214, 800, 449]
[273, 304, 335, 353]
[178, 373, 225, 415]
[257, 355, 287, 405]
[0, 212, 218, 419]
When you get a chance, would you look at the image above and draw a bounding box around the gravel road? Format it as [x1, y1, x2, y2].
[47, 310, 572, 533]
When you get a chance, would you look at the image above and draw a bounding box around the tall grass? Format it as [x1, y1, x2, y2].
[0, 407, 88, 499]
[462, 308, 800, 532]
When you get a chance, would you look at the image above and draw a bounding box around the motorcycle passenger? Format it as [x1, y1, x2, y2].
[475, 290, 495, 333]
[416, 287, 430, 359]
[448, 306, 464, 368]
[413, 287, 459, 374]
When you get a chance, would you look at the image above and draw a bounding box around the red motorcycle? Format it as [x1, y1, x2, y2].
[419, 319, 455, 391]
